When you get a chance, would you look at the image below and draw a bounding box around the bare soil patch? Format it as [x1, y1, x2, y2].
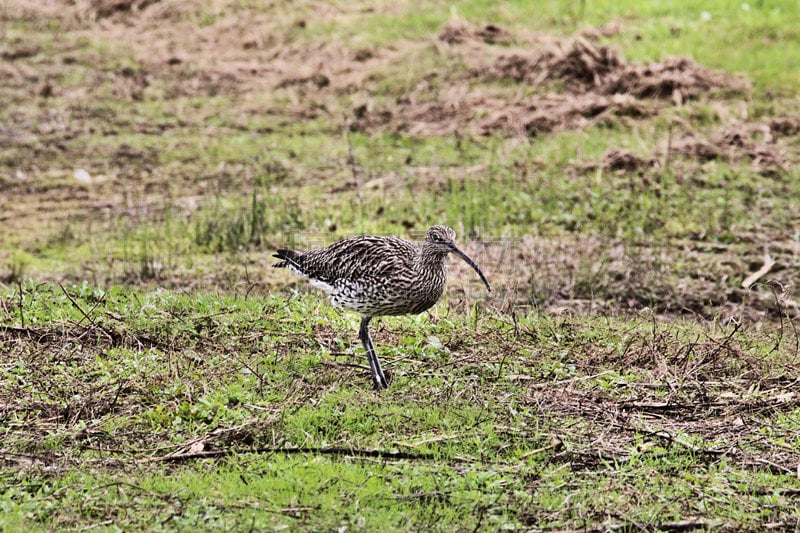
[13, 0, 400, 98]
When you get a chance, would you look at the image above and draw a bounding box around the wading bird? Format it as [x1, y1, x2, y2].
[273, 225, 491, 390]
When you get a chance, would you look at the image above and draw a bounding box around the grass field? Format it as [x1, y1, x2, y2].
[2, 0, 800, 530]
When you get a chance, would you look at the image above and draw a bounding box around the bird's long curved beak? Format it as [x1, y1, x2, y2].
[450, 245, 491, 292]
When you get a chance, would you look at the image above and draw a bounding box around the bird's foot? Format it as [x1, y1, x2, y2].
[373, 369, 391, 391]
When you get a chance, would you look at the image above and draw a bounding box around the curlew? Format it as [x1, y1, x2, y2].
[273, 225, 491, 390]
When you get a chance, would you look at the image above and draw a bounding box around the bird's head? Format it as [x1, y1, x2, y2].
[424, 225, 491, 292]
[424, 225, 458, 254]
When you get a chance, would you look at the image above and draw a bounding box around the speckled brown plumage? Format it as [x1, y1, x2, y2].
[273, 225, 490, 390]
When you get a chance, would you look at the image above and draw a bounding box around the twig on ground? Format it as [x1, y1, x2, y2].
[742, 252, 775, 289]
[140, 446, 442, 464]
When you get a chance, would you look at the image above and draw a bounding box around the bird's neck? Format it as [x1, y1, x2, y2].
[414, 246, 448, 273]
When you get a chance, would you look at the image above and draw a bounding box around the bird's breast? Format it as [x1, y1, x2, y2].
[329, 265, 447, 316]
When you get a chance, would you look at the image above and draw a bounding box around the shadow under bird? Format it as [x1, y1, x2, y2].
[272, 225, 491, 390]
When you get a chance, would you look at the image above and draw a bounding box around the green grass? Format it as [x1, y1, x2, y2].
[6, 452, 792, 531]
[2, 283, 799, 530]
[2, 284, 797, 529]
[3, 0, 800, 530]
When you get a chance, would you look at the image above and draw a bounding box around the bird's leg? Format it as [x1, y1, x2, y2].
[359, 316, 388, 390]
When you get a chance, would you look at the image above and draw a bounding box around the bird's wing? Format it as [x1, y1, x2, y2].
[294, 236, 417, 284]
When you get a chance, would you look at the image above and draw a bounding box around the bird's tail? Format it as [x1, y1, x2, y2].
[272, 249, 302, 269]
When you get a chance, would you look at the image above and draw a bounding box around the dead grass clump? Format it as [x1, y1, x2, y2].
[587, 149, 659, 173]
[381, 88, 648, 137]
[578, 20, 625, 41]
[535, 377, 800, 475]
[87, 0, 161, 19]
[438, 19, 511, 45]
[601, 56, 737, 101]
[671, 135, 723, 162]
[521, 93, 648, 135]
[0, 45, 41, 61]
[487, 37, 740, 101]
[487, 39, 623, 89]
[515, 38, 624, 90]
[672, 125, 788, 174]
[591, 320, 761, 380]
[552, 39, 624, 90]
[768, 115, 800, 136]
[0, 324, 145, 438]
